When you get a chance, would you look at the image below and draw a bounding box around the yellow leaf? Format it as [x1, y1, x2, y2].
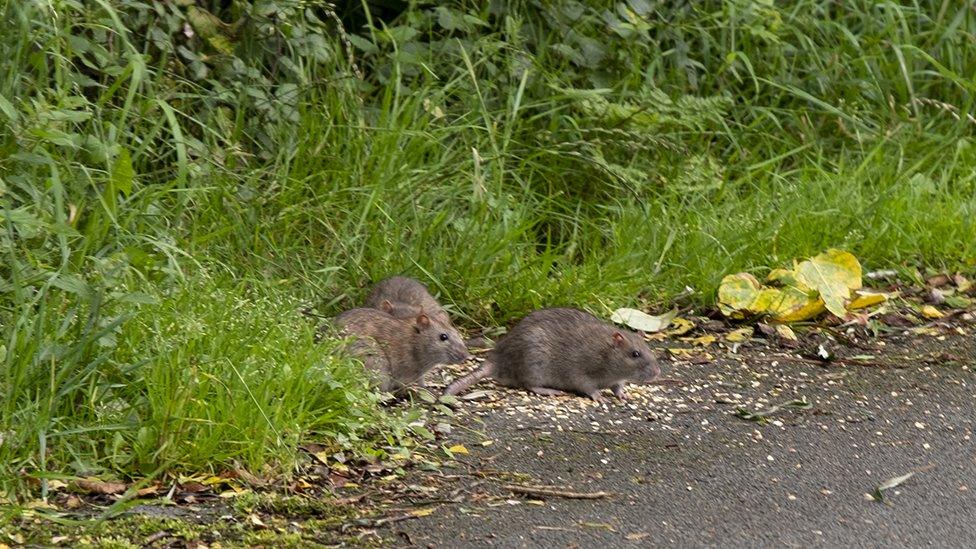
[717, 273, 762, 318]
[411, 507, 436, 517]
[725, 327, 754, 342]
[765, 268, 811, 291]
[480, 440, 493, 446]
[447, 444, 469, 455]
[848, 290, 888, 310]
[774, 325, 798, 341]
[920, 305, 944, 319]
[794, 249, 862, 317]
[748, 286, 818, 322]
[203, 475, 228, 486]
[665, 317, 695, 336]
[667, 348, 714, 362]
[687, 335, 716, 347]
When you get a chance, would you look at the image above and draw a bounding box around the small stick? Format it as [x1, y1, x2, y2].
[373, 513, 421, 527]
[503, 484, 612, 500]
[646, 378, 684, 386]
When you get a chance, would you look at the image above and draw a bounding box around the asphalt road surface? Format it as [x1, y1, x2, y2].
[393, 329, 976, 548]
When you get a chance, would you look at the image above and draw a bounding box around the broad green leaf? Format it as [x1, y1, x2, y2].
[0, 93, 17, 122]
[110, 148, 134, 196]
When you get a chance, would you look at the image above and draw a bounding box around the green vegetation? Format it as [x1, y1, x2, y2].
[2, 0, 975, 498]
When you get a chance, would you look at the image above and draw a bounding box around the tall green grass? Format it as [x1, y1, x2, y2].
[2, 0, 975, 498]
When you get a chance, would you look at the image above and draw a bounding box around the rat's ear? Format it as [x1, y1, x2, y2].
[416, 314, 430, 329]
[612, 332, 625, 345]
[381, 300, 394, 313]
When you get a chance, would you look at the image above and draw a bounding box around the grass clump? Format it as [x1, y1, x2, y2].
[0, 275, 405, 496]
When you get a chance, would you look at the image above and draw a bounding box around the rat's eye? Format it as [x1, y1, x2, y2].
[439, 333, 449, 341]
[631, 350, 642, 358]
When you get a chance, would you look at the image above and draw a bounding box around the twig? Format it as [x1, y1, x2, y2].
[503, 484, 612, 500]
[373, 513, 421, 527]
[144, 531, 172, 545]
[646, 378, 684, 386]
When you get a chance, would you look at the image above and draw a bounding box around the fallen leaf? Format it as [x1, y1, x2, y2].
[26, 500, 57, 510]
[329, 473, 350, 488]
[610, 308, 677, 333]
[872, 472, 915, 502]
[879, 312, 918, 327]
[718, 249, 867, 322]
[725, 327, 754, 343]
[665, 317, 695, 336]
[75, 478, 127, 495]
[65, 495, 83, 509]
[953, 274, 972, 293]
[447, 444, 469, 455]
[459, 390, 493, 401]
[920, 305, 944, 319]
[684, 335, 716, 347]
[794, 249, 862, 317]
[717, 273, 763, 319]
[248, 513, 267, 528]
[926, 274, 951, 288]
[667, 348, 714, 363]
[848, 290, 888, 309]
[761, 286, 826, 323]
[774, 324, 798, 340]
[179, 481, 208, 493]
[136, 484, 160, 497]
[410, 507, 436, 517]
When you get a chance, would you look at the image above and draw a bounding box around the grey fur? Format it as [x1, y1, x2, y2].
[444, 308, 661, 401]
[364, 276, 452, 325]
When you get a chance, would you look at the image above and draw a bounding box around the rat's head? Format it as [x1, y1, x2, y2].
[412, 313, 470, 366]
[610, 330, 661, 382]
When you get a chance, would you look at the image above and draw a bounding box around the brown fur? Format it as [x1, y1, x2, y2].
[335, 308, 469, 393]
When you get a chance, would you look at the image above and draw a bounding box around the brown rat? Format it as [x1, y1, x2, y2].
[443, 308, 660, 402]
[334, 307, 470, 393]
[364, 276, 451, 325]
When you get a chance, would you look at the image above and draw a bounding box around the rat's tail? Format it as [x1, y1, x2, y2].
[444, 360, 494, 396]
